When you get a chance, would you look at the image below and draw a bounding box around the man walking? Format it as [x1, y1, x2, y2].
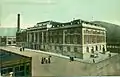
[93, 59, 95, 63]
[22, 47, 25, 51]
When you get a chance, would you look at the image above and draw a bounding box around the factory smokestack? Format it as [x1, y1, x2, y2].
[17, 14, 20, 32]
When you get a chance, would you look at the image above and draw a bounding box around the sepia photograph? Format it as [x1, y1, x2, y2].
[0, 0, 120, 77]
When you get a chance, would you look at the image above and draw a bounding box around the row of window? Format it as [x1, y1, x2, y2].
[84, 29, 105, 35]
[49, 45, 79, 52]
[107, 45, 120, 48]
[28, 32, 81, 44]
[84, 35, 105, 44]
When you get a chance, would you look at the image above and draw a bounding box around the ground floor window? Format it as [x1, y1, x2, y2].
[8, 41, 11, 45]
[87, 47, 89, 52]
[13, 41, 16, 44]
[74, 47, 77, 52]
[67, 46, 70, 52]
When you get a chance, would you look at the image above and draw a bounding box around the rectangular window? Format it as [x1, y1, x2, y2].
[8, 68, 13, 72]
[74, 47, 77, 52]
[13, 41, 16, 44]
[67, 46, 70, 52]
[59, 46, 63, 50]
[43, 32, 46, 43]
[77, 35, 81, 44]
[15, 66, 19, 72]
[70, 35, 73, 44]
[20, 65, 24, 71]
[55, 46, 57, 50]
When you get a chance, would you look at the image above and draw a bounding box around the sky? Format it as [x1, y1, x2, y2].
[0, 0, 120, 28]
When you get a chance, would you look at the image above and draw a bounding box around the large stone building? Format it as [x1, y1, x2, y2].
[16, 19, 106, 59]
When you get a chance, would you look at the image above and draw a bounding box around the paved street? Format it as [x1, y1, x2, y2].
[0, 46, 118, 63]
[0, 46, 119, 76]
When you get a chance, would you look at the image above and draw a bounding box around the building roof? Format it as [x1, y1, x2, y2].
[0, 27, 17, 36]
[27, 19, 103, 31]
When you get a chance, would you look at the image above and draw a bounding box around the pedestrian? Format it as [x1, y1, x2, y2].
[93, 59, 95, 63]
[43, 57, 46, 64]
[23, 47, 25, 51]
[109, 53, 111, 57]
[71, 57, 74, 61]
[48, 56, 51, 63]
[41, 57, 44, 64]
[20, 47, 22, 51]
[45, 57, 48, 64]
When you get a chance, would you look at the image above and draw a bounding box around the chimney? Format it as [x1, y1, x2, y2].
[17, 14, 20, 32]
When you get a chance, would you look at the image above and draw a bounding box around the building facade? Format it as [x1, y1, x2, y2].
[16, 19, 106, 59]
[5, 36, 16, 46]
[82, 23, 106, 54]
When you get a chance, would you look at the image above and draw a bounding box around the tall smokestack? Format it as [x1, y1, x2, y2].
[17, 14, 20, 32]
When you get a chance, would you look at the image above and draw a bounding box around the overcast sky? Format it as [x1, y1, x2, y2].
[0, 0, 120, 28]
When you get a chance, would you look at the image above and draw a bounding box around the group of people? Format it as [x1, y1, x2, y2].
[41, 55, 51, 64]
[20, 46, 25, 51]
[69, 56, 74, 62]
